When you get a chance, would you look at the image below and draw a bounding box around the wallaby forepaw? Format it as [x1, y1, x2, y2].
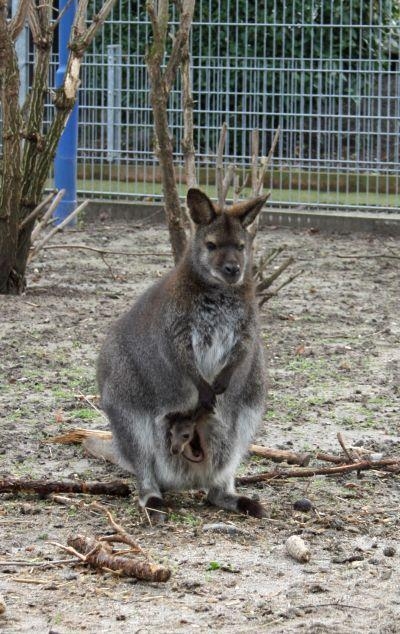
[144, 496, 167, 524]
[237, 496, 266, 518]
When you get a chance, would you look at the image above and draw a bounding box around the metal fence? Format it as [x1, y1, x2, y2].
[6, 1, 400, 213]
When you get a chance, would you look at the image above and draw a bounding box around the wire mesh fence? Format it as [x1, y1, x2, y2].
[3, 1, 400, 213]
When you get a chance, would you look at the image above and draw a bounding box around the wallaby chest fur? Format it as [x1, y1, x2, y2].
[97, 189, 268, 518]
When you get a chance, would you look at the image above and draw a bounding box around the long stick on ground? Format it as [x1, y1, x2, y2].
[0, 478, 131, 497]
[236, 458, 400, 485]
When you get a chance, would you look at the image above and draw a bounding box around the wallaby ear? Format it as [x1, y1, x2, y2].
[228, 193, 269, 228]
[186, 188, 217, 225]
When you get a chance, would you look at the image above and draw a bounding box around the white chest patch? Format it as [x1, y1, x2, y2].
[192, 327, 237, 382]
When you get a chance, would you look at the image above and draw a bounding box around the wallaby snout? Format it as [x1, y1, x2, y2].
[221, 258, 241, 283]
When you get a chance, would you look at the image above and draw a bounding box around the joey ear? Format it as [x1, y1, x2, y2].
[228, 193, 269, 228]
[186, 188, 217, 225]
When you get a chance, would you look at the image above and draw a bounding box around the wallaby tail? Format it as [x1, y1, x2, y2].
[46, 428, 122, 467]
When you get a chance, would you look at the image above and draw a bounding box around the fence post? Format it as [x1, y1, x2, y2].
[107, 44, 122, 163]
[54, 0, 78, 225]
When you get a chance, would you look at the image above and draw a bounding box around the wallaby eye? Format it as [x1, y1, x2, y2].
[237, 244, 245, 251]
[182, 432, 191, 440]
[206, 241, 217, 251]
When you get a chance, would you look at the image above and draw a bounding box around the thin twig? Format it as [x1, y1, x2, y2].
[52, 0, 75, 29]
[337, 432, 354, 463]
[0, 558, 80, 568]
[216, 122, 228, 207]
[256, 126, 280, 195]
[336, 253, 400, 260]
[251, 129, 259, 197]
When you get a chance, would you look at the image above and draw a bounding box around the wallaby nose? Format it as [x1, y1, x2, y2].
[223, 262, 240, 278]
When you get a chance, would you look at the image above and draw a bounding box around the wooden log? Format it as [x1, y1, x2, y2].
[67, 535, 171, 582]
[0, 478, 131, 497]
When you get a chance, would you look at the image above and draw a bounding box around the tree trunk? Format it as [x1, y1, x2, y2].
[146, 0, 196, 264]
[0, 0, 23, 293]
[0, 0, 118, 294]
[148, 78, 188, 263]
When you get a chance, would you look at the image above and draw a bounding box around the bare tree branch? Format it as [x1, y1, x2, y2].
[251, 128, 259, 196]
[216, 122, 228, 207]
[181, 35, 197, 188]
[9, 0, 31, 40]
[164, 0, 195, 95]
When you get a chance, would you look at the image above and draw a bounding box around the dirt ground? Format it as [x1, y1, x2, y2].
[0, 217, 399, 633]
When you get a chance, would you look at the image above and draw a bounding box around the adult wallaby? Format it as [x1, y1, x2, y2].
[96, 188, 268, 519]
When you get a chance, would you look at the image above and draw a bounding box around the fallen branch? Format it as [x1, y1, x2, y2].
[236, 458, 400, 485]
[336, 253, 400, 260]
[66, 535, 171, 582]
[0, 478, 131, 497]
[249, 444, 311, 466]
[39, 244, 171, 257]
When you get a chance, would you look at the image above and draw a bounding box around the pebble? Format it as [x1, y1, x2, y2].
[293, 498, 313, 513]
[383, 546, 396, 557]
[0, 594, 6, 614]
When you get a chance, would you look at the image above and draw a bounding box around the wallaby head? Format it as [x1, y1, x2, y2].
[169, 418, 197, 456]
[186, 188, 267, 286]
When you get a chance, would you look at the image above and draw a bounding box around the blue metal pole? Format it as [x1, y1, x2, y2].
[54, 0, 78, 225]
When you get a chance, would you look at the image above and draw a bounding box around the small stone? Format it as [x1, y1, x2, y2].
[293, 498, 313, 513]
[383, 546, 396, 557]
[0, 594, 6, 614]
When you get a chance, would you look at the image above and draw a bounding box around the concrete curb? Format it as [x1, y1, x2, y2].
[83, 199, 400, 236]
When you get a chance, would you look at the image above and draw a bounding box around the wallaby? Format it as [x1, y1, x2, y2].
[96, 188, 268, 519]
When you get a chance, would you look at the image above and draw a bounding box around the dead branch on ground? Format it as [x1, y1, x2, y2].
[63, 535, 171, 582]
[249, 444, 311, 466]
[0, 478, 130, 497]
[236, 458, 400, 485]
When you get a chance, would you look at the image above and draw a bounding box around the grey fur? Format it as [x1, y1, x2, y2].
[97, 188, 268, 518]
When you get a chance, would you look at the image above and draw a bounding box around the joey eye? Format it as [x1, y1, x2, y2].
[237, 244, 245, 251]
[206, 241, 217, 251]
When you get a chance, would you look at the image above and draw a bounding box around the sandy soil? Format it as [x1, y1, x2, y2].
[0, 218, 399, 633]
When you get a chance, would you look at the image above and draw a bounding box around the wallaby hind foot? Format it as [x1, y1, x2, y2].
[207, 486, 267, 519]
